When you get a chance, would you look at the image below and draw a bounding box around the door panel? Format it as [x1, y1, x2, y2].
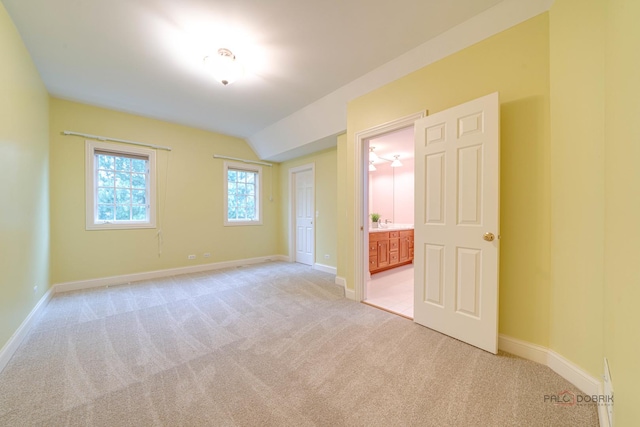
[414, 92, 500, 354]
[294, 169, 314, 265]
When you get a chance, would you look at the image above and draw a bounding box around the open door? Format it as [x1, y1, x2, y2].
[413, 92, 500, 354]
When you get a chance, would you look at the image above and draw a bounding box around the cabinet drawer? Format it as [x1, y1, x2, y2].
[369, 242, 377, 254]
[400, 230, 413, 238]
[389, 238, 399, 251]
[389, 231, 399, 238]
[369, 256, 378, 270]
[369, 232, 389, 241]
[389, 251, 399, 264]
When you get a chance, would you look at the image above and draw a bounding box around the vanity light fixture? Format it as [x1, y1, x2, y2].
[204, 48, 244, 86]
[369, 161, 377, 172]
[391, 155, 403, 167]
[369, 147, 379, 162]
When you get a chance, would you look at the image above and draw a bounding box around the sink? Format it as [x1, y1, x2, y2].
[371, 224, 414, 232]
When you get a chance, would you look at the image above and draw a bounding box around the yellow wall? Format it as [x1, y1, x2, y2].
[278, 147, 337, 267]
[603, 0, 640, 423]
[49, 98, 280, 284]
[0, 2, 50, 349]
[341, 14, 551, 346]
[550, 0, 640, 422]
[549, 0, 605, 380]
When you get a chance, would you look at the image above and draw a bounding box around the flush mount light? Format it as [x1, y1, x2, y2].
[204, 48, 244, 86]
[369, 161, 377, 172]
[391, 155, 403, 167]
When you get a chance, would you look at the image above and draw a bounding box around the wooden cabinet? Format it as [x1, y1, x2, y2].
[399, 230, 413, 263]
[369, 229, 414, 274]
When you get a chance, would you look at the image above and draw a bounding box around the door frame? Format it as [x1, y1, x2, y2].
[289, 163, 315, 264]
[354, 112, 425, 302]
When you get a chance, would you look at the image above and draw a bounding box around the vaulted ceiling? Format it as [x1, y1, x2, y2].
[3, 0, 552, 161]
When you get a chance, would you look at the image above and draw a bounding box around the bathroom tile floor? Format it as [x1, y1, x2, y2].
[365, 263, 414, 318]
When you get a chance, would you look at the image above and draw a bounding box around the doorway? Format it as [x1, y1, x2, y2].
[289, 164, 315, 266]
[365, 127, 416, 318]
[354, 93, 500, 354]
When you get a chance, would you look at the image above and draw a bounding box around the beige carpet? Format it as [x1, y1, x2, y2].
[0, 261, 598, 426]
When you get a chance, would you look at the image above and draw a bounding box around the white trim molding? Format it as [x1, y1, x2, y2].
[499, 334, 610, 426]
[54, 255, 289, 293]
[354, 112, 425, 302]
[85, 140, 157, 230]
[498, 334, 601, 396]
[335, 276, 355, 300]
[223, 161, 263, 227]
[0, 288, 53, 373]
[313, 263, 337, 275]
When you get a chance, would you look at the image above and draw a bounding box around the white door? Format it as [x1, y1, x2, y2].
[414, 92, 500, 354]
[294, 169, 314, 265]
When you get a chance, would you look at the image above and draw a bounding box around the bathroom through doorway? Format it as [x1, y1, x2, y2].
[365, 126, 415, 318]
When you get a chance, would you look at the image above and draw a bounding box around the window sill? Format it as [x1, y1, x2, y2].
[224, 220, 263, 227]
[86, 222, 156, 231]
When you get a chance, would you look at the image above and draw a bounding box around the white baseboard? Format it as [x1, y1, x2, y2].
[547, 349, 600, 396]
[498, 334, 600, 396]
[313, 263, 337, 275]
[54, 255, 289, 293]
[498, 334, 548, 365]
[335, 276, 355, 300]
[0, 288, 53, 373]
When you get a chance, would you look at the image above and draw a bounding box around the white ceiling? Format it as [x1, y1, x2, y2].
[3, 0, 551, 161]
[369, 127, 415, 165]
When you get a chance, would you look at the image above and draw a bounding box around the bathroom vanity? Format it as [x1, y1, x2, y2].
[368, 227, 414, 274]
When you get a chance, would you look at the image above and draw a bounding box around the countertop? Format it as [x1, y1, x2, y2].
[369, 225, 414, 233]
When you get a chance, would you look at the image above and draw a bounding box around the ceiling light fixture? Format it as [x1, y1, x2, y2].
[204, 48, 244, 86]
[369, 147, 378, 162]
[369, 161, 377, 172]
[391, 155, 403, 167]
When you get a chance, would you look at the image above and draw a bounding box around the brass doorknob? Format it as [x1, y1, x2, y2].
[483, 232, 495, 242]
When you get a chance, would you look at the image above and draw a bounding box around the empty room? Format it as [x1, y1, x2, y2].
[1, 0, 638, 425]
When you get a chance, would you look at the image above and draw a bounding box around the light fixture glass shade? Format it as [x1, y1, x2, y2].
[369, 161, 376, 171]
[391, 155, 402, 167]
[369, 147, 378, 162]
[204, 48, 244, 86]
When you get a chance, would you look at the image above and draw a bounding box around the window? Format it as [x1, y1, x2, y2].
[223, 161, 262, 226]
[86, 140, 156, 230]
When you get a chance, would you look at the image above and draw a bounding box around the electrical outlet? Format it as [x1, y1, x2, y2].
[188, 255, 196, 260]
[324, 254, 330, 259]
[203, 252, 211, 258]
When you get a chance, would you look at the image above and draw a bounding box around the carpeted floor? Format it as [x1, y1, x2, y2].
[0, 261, 598, 426]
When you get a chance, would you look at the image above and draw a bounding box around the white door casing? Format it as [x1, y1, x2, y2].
[413, 92, 500, 354]
[292, 167, 314, 265]
[354, 113, 426, 302]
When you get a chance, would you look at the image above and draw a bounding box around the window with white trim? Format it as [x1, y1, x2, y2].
[223, 161, 262, 226]
[86, 140, 156, 230]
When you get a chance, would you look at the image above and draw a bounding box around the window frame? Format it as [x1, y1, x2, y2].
[223, 161, 262, 226]
[85, 140, 156, 230]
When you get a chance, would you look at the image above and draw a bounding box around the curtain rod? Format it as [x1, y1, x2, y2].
[62, 130, 172, 151]
[213, 154, 273, 167]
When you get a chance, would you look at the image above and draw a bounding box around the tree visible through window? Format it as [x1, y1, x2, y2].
[224, 162, 262, 225]
[96, 152, 149, 221]
[86, 140, 156, 230]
